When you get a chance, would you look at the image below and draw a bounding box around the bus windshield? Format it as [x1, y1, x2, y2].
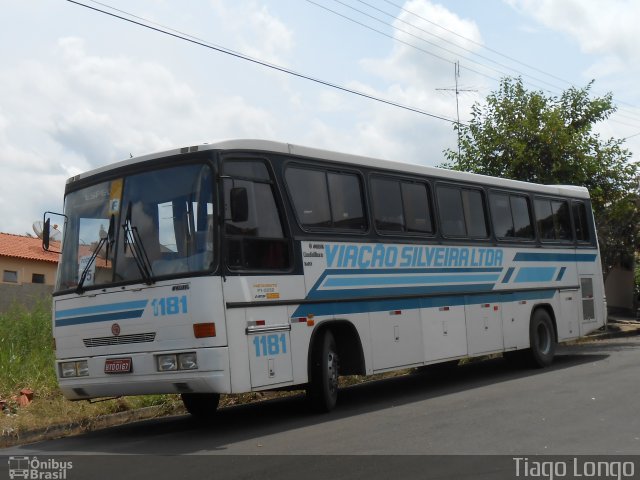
[55, 163, 214, 291]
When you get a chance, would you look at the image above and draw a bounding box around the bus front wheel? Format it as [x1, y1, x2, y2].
[181, 393, 220, 419]
[307, 330, 339, 413]
[528, 309, 556, 368]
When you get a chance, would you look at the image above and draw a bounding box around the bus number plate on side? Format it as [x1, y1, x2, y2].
[104, 358, 132, 374]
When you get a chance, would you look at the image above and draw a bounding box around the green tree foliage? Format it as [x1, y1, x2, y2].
[443, 77, 639, 279]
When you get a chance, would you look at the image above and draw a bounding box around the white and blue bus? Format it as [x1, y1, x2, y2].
[45, 139, 605, 416]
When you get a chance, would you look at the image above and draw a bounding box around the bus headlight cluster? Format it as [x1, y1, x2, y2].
[60, 360, 89, 378]
[156, 352, 198, 372]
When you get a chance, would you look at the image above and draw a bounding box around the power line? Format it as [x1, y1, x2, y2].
[347, 0, 566, 92]
[313, 0, 640, 128]
[306, 0, 502, 84]
[66, 0, 462, 125]
[378, 0, 640, 124]
[379, 0, 572, 88]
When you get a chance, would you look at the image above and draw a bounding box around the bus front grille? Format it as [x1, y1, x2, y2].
[83, 333, 156, 348]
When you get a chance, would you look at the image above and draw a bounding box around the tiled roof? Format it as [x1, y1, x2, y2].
[0, 233, 59, 264]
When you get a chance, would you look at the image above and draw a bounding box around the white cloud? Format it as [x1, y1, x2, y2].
[304, 0, 485, 165]
[0, 36, 279, 234]
[209, 0, 294, 64]
[506, 0, 640, 71]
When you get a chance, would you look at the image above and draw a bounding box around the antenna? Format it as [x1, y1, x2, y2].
[436, 61, 477, 157]
[33, 220, 62, 242]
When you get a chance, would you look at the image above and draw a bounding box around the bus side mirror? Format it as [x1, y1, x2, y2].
[230, 187, 249, 223]
[43, 218, 51, 250]
[42, 211, 66, 254]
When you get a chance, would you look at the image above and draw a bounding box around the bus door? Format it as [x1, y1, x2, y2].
[221, 156, 295, 389]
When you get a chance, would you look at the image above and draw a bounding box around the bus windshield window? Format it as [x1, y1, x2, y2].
[56, 163, 214, 291]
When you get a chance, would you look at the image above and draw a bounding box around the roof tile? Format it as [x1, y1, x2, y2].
[0, 233, 59, 264]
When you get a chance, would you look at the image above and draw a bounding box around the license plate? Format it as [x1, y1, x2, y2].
[104, 358, 132, 374]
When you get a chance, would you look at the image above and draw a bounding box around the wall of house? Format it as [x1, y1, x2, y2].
[604, 265, 635, 316]
[0, 258, 57, 312]
[0, 257, 57, 286]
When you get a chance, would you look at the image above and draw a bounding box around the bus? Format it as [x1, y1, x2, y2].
[44, 139, 606, 416]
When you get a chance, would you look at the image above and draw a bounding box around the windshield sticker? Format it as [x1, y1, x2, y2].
[109, 178, 123, 215]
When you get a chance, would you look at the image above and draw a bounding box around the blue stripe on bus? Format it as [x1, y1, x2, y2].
[55, 309, 146, 327]
[322, 273, 501, 288]
[556, 267, 567, 281]
[307, 283, 496, 300]
[514, 267, 556, 283]
[292, 289, 557, 318]
[513, 252, 597, 262]
[501, 267, 515, 283]
[55, 300, 149, 319]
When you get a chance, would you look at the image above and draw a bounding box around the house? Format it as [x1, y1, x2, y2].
[0, 232, 59, 311]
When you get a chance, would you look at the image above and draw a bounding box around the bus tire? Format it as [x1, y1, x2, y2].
[181, 393, 220, 419]
[528, 309, 556, 368]
[307, 330, 339, 413]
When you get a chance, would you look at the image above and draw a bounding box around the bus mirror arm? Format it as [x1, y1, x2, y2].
[230, 187, 249, 223]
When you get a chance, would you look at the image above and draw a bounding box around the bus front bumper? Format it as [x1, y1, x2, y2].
[56, 346, 231, 400]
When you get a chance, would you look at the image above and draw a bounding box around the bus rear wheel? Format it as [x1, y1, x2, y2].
[307, 330, 339, 413]
[181, 393, 220, 419]
[528, 309, 556, 368]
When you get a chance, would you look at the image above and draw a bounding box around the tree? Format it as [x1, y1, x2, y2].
[442, 77, 639, 280]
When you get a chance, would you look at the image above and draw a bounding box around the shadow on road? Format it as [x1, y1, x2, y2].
[18, 344, 610, 454]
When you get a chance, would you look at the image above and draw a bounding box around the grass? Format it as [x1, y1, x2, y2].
[0, 301, 187, 439]
[0, 301, 461, 441]
[0, 300, 57, 397]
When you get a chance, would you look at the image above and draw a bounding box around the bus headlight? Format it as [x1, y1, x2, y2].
[60, 362, 78, 378]
[60, 360, 89, 378]
[178, 352, 198, 370]
[156, 352, 198, 371]
[157, 354, 178, 372]
[76, 360, 89, 377]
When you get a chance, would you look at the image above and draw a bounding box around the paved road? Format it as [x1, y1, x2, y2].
[2, 337, 639, 478]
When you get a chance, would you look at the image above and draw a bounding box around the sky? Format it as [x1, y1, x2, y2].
[2, 0, 640, 236]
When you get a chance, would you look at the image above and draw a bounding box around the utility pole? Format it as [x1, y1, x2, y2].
[436, 61, 477, 157]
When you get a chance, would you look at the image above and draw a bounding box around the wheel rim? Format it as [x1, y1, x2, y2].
[327, 351, 338, 394]
[536, 323, 551, 355]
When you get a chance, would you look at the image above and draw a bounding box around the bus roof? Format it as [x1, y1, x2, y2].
[67, 139, 591, 199]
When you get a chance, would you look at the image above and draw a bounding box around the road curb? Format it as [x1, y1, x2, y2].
[584, 318, 640, 341]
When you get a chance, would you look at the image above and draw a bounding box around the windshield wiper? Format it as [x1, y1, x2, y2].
[122, 202, 155, 285]
[77, 215, 114, 293]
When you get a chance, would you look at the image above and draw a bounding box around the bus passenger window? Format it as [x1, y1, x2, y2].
[401, 182, 432, 233]
[371, 178, 404, 232]
[285, 168, 331, 228]
[285, 167, 366, 231]
[573, 202, 591, 242]
[437, 186, 465, 237]
[489, 192, 534, 240]
[438, 186, 488, 238]
[535, 198, 572, 241]
[371, 177, 432, 234]
[223, 160, 290, 270]
[327, 172, 366, 230]
[462, 189, 488, 238]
